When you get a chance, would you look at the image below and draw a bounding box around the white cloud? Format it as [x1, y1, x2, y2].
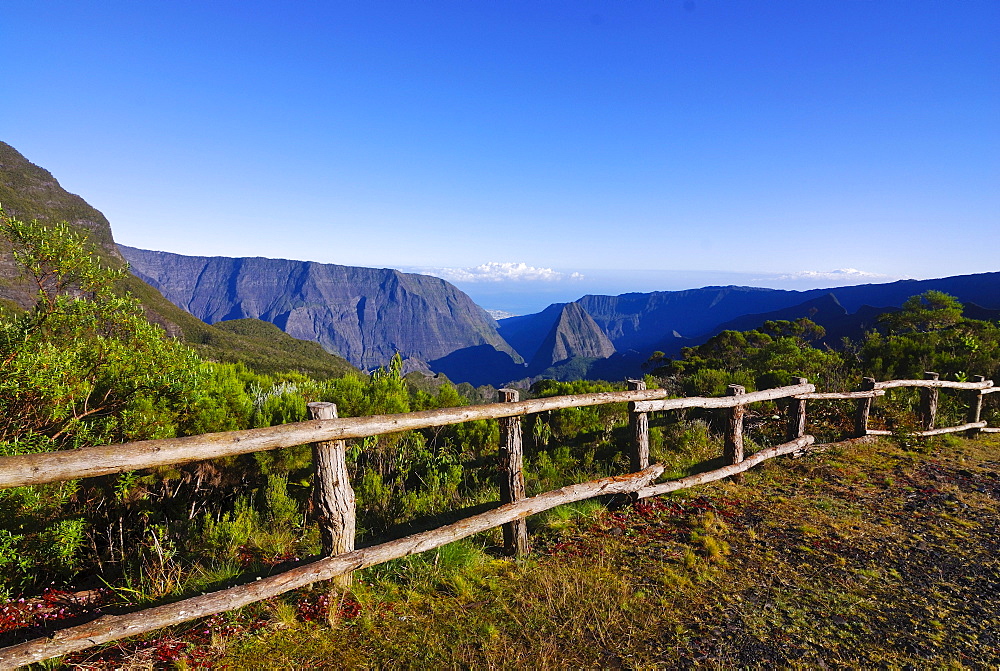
[767, 268, 898, 283]
[422, 262, 585, 283]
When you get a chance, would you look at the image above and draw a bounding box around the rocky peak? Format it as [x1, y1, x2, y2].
[529, 302, 616, 369]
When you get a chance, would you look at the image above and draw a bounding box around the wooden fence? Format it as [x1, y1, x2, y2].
[0, 373, 995, 667]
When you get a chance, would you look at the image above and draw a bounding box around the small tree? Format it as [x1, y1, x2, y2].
[880, 290, 963, 335]
[0, 208, 209, 593]
[0, 208, 202, 452]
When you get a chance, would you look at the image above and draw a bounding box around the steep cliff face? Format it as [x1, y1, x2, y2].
[576, 287, 810, 353]
[529, 302, 616, 369]
[120, 246, 520, 372]
[0, 141, 124, 308]
[497, 303, 568, 363]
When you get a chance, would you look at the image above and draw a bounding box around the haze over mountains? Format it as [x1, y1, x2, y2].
[4, 140, 1000, 388]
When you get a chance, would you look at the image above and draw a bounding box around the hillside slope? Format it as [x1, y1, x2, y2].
[491, 271, 1000, 385]
[0, 141, 355, 377]
[577, 286, 811, 353]
[203, 319, 356, 378]
[0, 141, 124, 309]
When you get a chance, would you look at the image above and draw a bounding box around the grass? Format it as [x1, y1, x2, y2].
[51, 434, 1000, 667]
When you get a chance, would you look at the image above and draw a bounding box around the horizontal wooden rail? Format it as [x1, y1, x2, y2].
[914, 422, 987, 437]
[873, 379, 993, 391]
[0, 388, 672, 490]
[795, 390, 885, 400]
[0, 466, 665, 668]
[637, 435, 814, 499]
[630, 383, 814, 414]
[981, 387, 1000, 395]
[863, 422, 988, 438]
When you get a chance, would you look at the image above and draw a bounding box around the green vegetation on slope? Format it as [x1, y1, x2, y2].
[198, 318, 356, 379]
[0, 142, 118, 253]
[645, 296, 1000, 440]
[0, 210, 203, 454]
[121, 273, 355, 378]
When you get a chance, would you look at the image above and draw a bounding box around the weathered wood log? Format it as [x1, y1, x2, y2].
[981, 427, 1000, 433]
[0, 465, 665, 668]
[632, 382, 815, 414]
[864, 423, 987, 438]
[785, 377, 808, 441]
[874, 378, 993, 390]
[796, 390, 885, 400]
[915, 422, 986, 437]
[981, 387, 1000, 395]
[627, 379, 650, 472]
[920, 372, 940, 430]
[967, 376, 985, 438]
[637, 435, 814, 498]
[724, 385, 746, 484]
[0, 387, 676, 490]
[307, 402, 355, 588]
[854, 377, 877, 438]
[497, 389, 528, 557]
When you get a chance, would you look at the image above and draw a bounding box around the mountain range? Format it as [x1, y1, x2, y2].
[120, 248, 1000, 387]
[5, 140, 1000, 388]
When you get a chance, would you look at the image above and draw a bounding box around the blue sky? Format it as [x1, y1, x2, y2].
[4, 1, 998, 313]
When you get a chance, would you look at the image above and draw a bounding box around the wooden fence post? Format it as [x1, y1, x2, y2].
[967, 375, 985, 438]
[785, 377, 808, 441]
[628, 379, 650, 472]
[725, 385, 746, 484]
[920, 372, 940, 430]
[307, 402, 355, 588]
[854, 377, 876, 438]
[498, 389, 528, 557]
